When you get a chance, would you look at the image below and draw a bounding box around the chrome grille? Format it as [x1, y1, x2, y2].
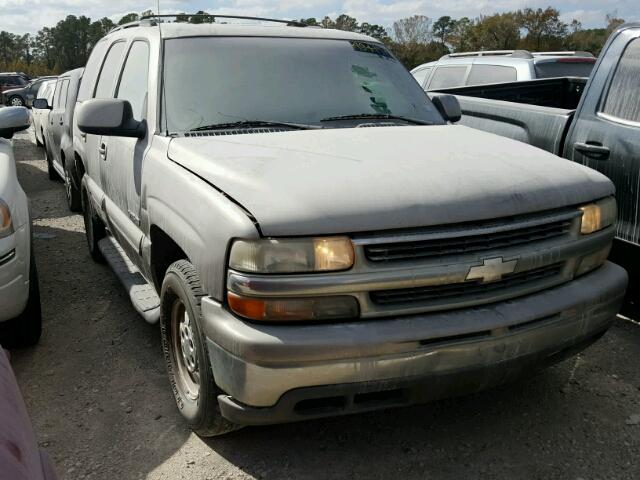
[364, 214, 574, 263]
[370, 262, 564, 306]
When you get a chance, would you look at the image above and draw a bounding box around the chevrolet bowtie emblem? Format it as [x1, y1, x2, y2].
[466, 257, 518, 283]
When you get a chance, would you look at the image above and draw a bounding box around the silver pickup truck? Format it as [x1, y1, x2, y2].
[73, 15, 627, 436]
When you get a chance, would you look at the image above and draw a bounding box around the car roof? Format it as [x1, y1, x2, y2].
[105, 22, 378, 43]
[411, 53, 596, 72]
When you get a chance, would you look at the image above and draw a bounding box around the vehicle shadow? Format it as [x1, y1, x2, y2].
[9, 222, 192, 479]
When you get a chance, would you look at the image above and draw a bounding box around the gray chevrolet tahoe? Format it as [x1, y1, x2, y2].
[73, 15, 627, 436]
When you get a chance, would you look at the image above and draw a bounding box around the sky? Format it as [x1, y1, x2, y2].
[0, 0, 637, 35]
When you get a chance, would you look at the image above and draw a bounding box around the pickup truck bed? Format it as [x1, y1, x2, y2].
[432, 77, 587, 154]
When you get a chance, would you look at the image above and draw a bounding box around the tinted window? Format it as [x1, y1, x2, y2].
[94, 41, 126, 99]
[116, 41, 150, 121]
[78, 41, 109, 102]
[534, 60, 595, 79]
[163, 37, 444, 133]
[601, 39, 640, 123]
[412, 67, 432, 87]
[52, 80, 63, 107]
[56, 79, 69, 109]
[428, 66, 467, 89]
[467, 64, 517, 85]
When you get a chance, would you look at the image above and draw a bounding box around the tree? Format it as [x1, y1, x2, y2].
[298, 18, 319, 26]
[517, 7, 567, 51]
[606, 13, 625, 34]
[449, 17, 474, 52]
[433, 16, 456, 53]
[393, 15, 432, 44]
[358, 23, 388, 40]
[118, 13, 139, 25]
[469, 13, 520, 50]
[334, 14, 358, 32]
[320, 16, 335, 29]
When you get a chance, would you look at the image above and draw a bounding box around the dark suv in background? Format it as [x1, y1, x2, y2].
[0, 73, 28, 101]
[2, 76, 57, 107]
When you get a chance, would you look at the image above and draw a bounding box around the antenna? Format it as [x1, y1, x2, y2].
[156, 0, 160, 16]
[155, 1, 169, 136]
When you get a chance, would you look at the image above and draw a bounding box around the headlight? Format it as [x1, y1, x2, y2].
[229, 237, 355, 274]
[579, 197, 617, 234]
[227, 292, 359, 322]
[0, 199, 13, 239]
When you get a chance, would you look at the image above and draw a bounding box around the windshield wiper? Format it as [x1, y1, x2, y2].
[320, 113, 431, 125]
[188, 120, 321, 132]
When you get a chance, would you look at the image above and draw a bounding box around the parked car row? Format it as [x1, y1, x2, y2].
[1, 76, 57, 108]
[1, 16, 634, 439]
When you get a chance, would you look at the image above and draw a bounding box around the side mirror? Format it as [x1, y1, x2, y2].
[431, 94, 462, 123]
[77, 99, 146, 139]
[0, 107, 30, 139]
[32, 98, 51, 110]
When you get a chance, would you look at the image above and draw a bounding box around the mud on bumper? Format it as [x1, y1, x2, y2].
[203, 262, 627, 426]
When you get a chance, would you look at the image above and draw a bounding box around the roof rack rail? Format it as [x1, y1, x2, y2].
[441, 50, 534, 59]
[140, 13, 308, 27]
[531, 51, 595, 58]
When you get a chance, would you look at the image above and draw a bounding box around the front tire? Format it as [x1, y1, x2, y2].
[64, 162, 82, 212]
[0, 246, 42, 347]
[9, 95, 24, 107]
[160, 260, 240, 437]
[82, 187, 105, 262]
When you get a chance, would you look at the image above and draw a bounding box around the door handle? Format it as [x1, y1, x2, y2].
[574, 141, 610, 160]
[59, 119, 63, 126]
[80, 132, 87, 140]
[99, 143, 107, 160]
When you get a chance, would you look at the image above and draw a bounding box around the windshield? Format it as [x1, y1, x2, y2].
[534, 60, 596, 79]
[162, 37, 444, 133]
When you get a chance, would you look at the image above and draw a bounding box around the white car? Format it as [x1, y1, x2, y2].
[32, 79, 56, 148]
[0, 107, 41, 347]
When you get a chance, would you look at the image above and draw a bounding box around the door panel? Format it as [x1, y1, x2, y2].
[100, 40, 151, 268]
[565, 27, 640, 245]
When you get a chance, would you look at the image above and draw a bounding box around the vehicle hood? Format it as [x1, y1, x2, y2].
[167, 125, 614, 236]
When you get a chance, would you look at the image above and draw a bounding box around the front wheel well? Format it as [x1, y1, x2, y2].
[150, 226, 188, 291]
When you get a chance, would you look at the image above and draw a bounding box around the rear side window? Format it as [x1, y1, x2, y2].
[78, 41, 109, 102]
[412, 67, 432, 88]
[534, 60, 595, 79]
[52, 80, 63, 107]
[94, 41, 126, 99]
[601, 38, 640, 123]
[116, 41, 150, 121]
[428, 66, 467, 90]
[56, 79, 69, 109]
[467, 64, 517, 85]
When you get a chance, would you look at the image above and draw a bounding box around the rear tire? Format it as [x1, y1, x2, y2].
[64, 162, 82, 212]
[82, 187, 105, 262]
[0, 246, 42, 347]
[45, 142, 57, 181]
[160, 260, 240, 437]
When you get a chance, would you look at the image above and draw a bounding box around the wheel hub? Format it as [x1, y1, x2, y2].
[179, 311, 198, 374]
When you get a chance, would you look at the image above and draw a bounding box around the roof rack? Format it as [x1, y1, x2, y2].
[441, 49, 595, 60]
[531, 51, 595, 58]
[108, 13, 309, 34]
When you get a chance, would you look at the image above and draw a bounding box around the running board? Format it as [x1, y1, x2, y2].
[98, 235, 160, 324]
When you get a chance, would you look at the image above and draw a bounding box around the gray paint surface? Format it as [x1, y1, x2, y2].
[168, 124, 613, 236]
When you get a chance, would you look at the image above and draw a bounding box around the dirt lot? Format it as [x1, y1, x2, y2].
[6, 128, 640, 480]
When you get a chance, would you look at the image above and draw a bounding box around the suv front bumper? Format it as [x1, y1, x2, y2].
[202, 262, 627, 425]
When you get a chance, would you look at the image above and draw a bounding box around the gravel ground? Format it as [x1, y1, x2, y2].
[6, 128, 640, 480]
